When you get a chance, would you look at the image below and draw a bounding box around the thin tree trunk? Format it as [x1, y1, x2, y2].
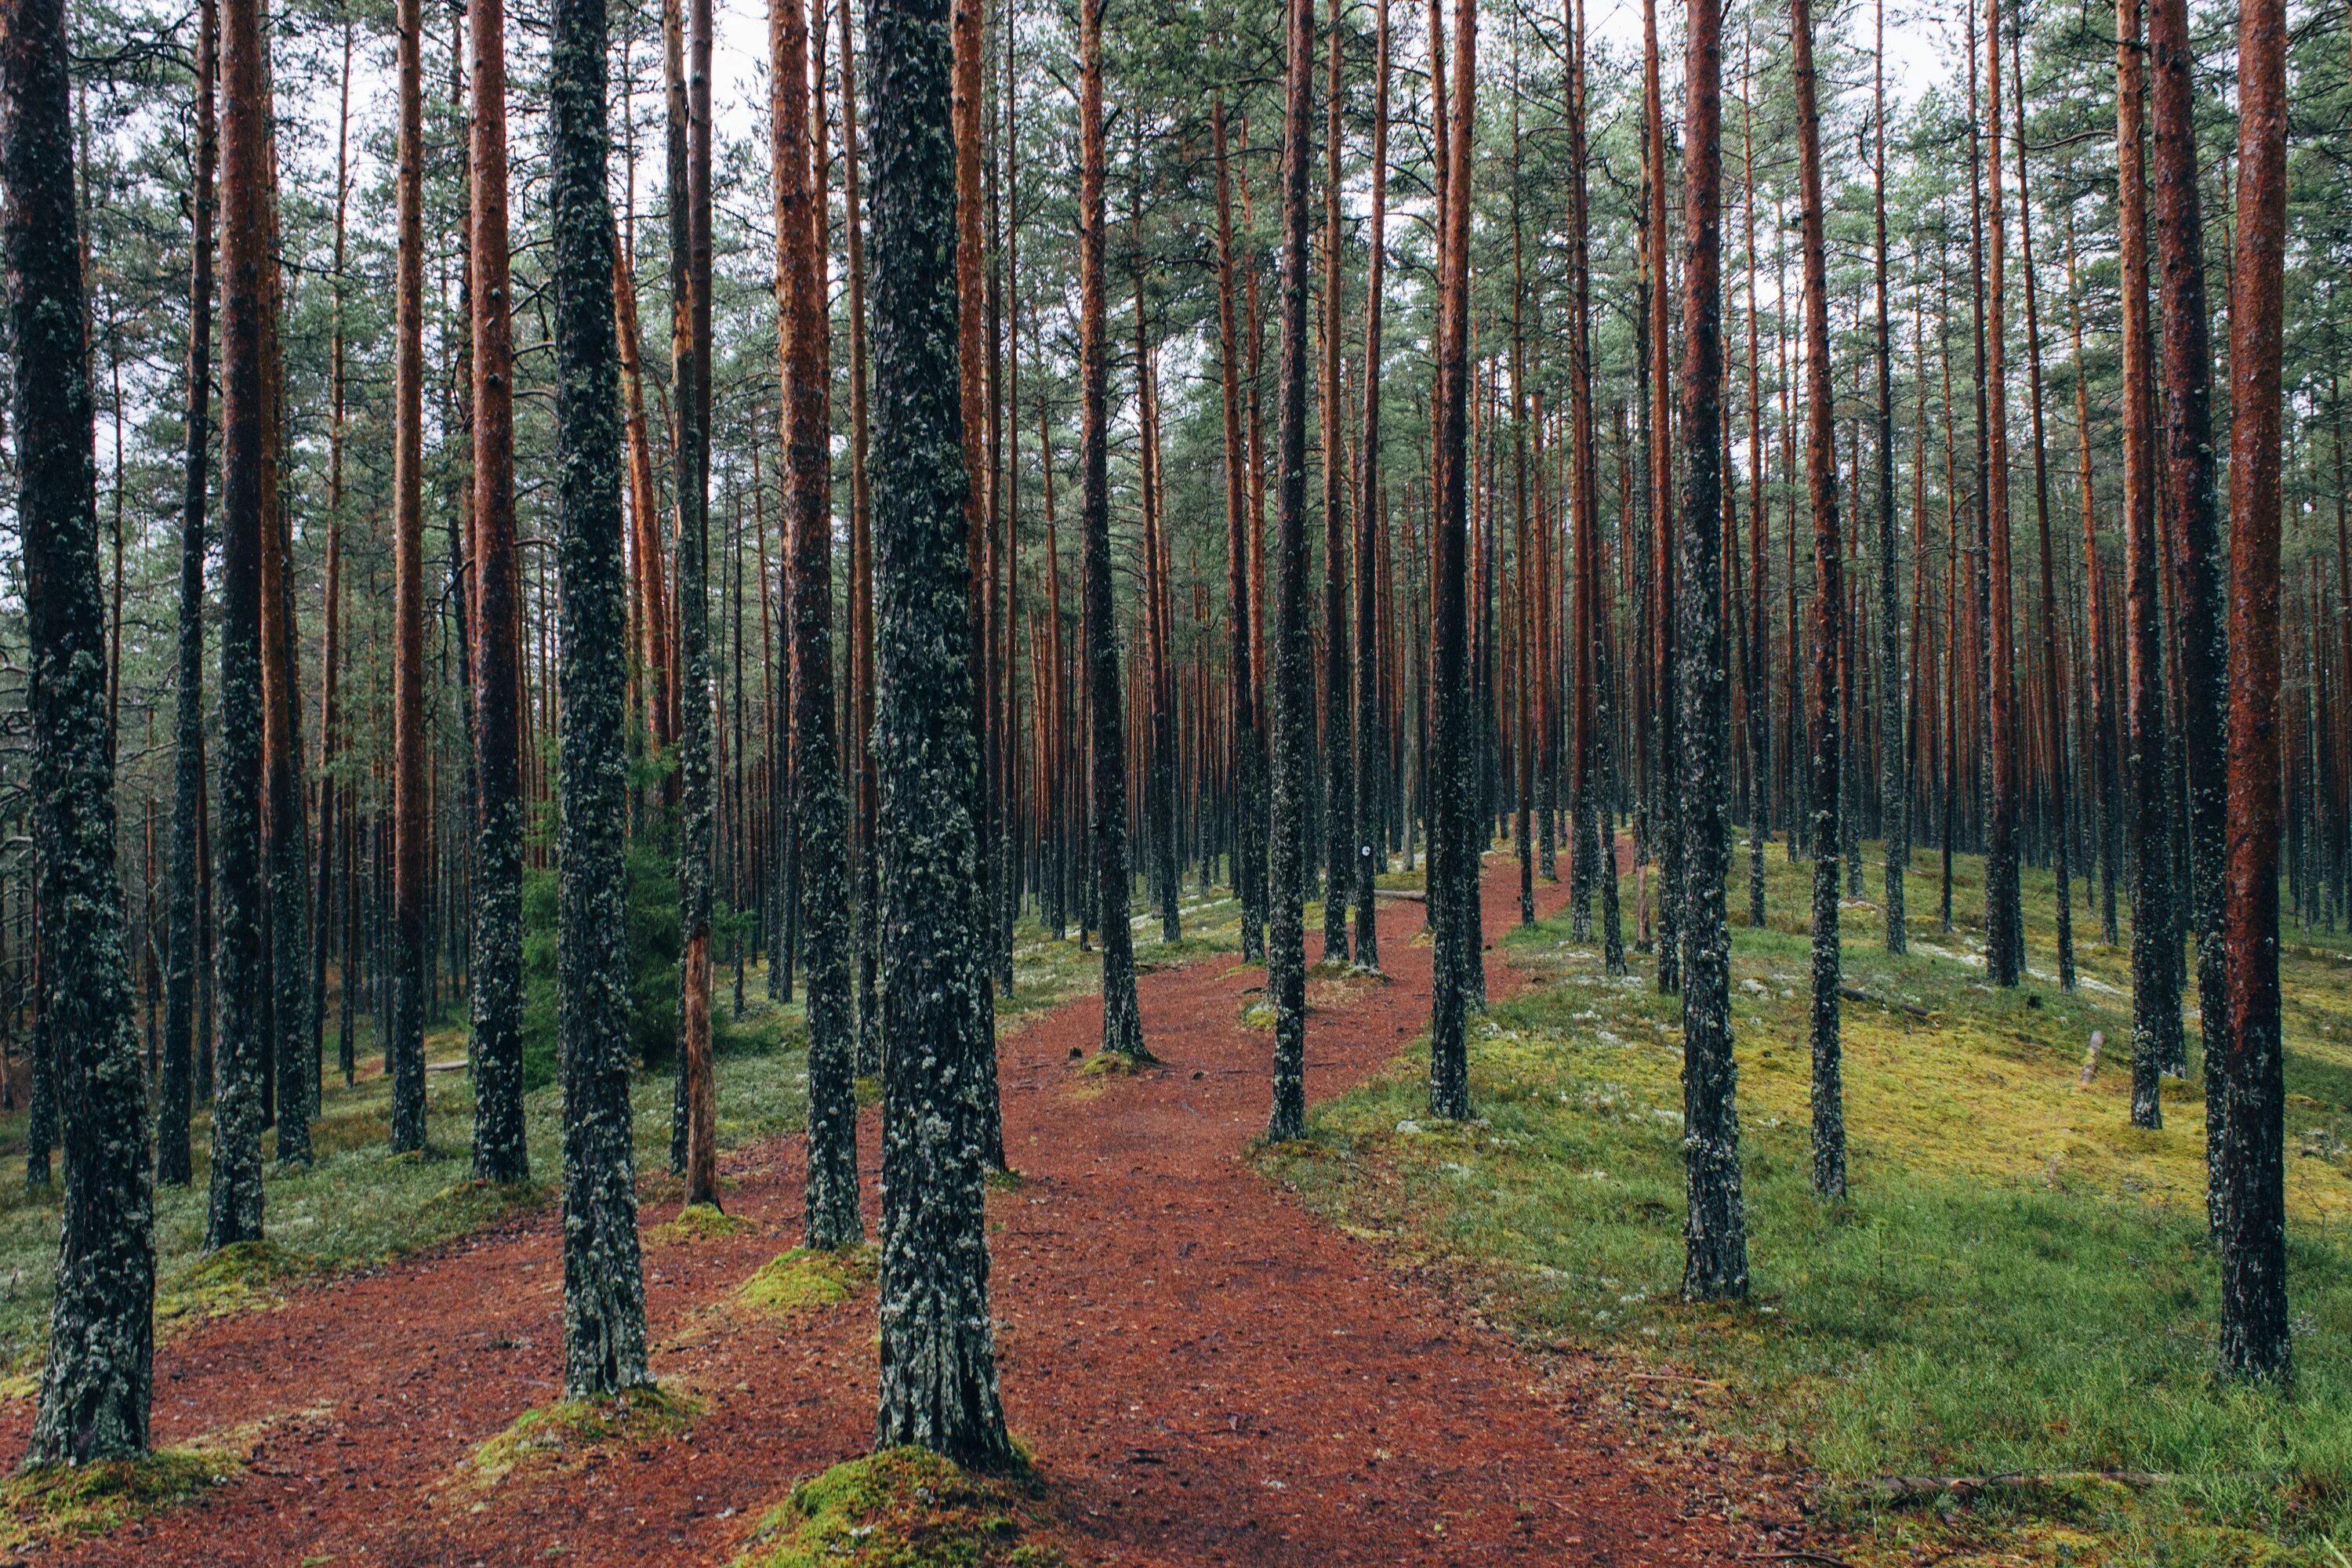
[1352, 0, 1391, 973]
[469, 0, 528, 1183]
[2216, 0, 2290, 1381]
[387, 0, 428, 1155]
[1212, 100, 1266, 966]
[1076, 0, 1145, 1062]
[1319, 0, 1352, 964]
[776, 0, 859, 1247]
[1873, 0, 1904, 955]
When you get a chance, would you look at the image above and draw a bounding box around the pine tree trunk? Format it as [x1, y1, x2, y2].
[1212, 100, 1267, 967]
[1076, 0, 1145, 1062]
[6, 0, 157, 1459]
[161, 0, 217, 1191]
[1791, 0, 1845, 1203]
[469, 0, 528, 1184]
[1980, 0, 2022, 989]
[550, 0, 651, 1398]
[2147, 0, 2228, 1176]
[388, 0, 429, 1156]
[1872, 0, 1904, 956]
[207, 0, 270, 1247]
[868, 0, 1014, 1462]
[1425, 0, 1476, 1123]
[2216, 0, 2290, 1380]
[2115, 0, 2178, 1127]
[1352, 0, 1391, 975]
[1319, 0, 1352, 966]
[1676, 0, 1746, 1300]
[776, 0, 861, 1248]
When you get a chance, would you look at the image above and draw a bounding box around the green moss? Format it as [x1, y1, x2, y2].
[155, 1239, 311, 1328]
[728, 1446, 1062, 1568]
[647, 1202, 754, 1247]
[0, 1449, 237, 1550]
[1265, 840, 2352, 1567]
[736, 1245, 878, 1317]
[1076, 1050, 1152, 1078]
[454, 1385, 701, 1494]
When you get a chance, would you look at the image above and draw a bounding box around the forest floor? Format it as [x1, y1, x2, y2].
[0, 854, 1806, 1566]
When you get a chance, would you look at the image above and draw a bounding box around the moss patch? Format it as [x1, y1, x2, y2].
[1076, 1049, 1155, 1078]
[736, 1245, 877, 1318]
[647, 1202, 754, 1247]
[452, 1385, 701, 1497]
[154, 1239, 312, 1330]
[728, 1446, 1064, 1568]
[0, 1449, 238, 1551]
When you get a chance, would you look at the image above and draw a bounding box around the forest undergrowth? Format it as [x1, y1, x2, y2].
[1268, 840, 2352, 1568]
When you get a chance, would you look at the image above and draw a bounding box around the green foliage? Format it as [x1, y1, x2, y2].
[1264, 844, 2352, 1567]
[728, 1447, 1062, 1568]
[0, 1450, 236, 1551]
[521, 842, 684, 1091]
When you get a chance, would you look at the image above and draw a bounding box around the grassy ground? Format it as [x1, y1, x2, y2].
[0, 973, 812, 1385]
[0, 878, 1251, 1391]
[1266, 838, 2352, 1567]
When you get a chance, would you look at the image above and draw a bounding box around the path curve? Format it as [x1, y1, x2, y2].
[11, 858, 1788, 1566]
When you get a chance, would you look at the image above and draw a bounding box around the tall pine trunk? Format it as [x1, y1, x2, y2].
[550, 0, 651, 1398]
[776, 0, 861, 1247]
[1319, 0, 1352, 965]
[469, 0, 528, 1183]
[388, 0, 429, 1155]
[1352, 0, 1391, 974]
[868, 0, 1014, 1462]
[6, 0, 156, 1459]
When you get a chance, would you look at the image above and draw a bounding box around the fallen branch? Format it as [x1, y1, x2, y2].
[1748, 1552, 1861, 1568]
[1870, 1469, 2168, 1502]
[1836, 985, 1935, 1020]
[1374, 887, 1428, 903]
[427, 1058, 469, 1074]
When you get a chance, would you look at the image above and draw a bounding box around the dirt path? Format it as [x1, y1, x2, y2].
[12, 859, 1791, 1566]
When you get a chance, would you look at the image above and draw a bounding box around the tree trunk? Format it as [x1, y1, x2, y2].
[776, 0, 860, 1247]
[1076, 0, 1145, 1062]
[6, 0, 156, 1460]
[1319, 0, 1352, 965]
[1676, 0, 1745, 1301]
[161, 0, 217, 1190]
[206, 0, 270, 1247]
[388, 0, 428, 1156]
[1352, 0, 1391, 974]
[1791, 0, 1845, 1203]
[469, 0, 528, 1184]
[550, 0, 651, 1398]
[867, 0, 1014, 1464]
[2115, 0, 2178, 1127]
[1981, 0, 2020, 988]
[1212, 100, 1267, 967]
[1873, 0, 1904, 956]
[2216, 0, 2290, 1381]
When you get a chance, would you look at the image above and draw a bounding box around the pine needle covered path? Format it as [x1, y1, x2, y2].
[11, 858, 1797, 1565]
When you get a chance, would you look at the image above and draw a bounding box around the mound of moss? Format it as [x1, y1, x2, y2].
[155, 1239, 311, 1327]
[647, 1202, 754, 1247]
[735, 1245, 877, 1317]
[0, 1450, 237, 1550]
[454, 1385, 701, 1494]
[730, 1447, 1064, 1568]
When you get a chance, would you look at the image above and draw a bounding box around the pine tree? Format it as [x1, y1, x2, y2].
[1676, 0, 1746, 1301]
[6, 0, 156, 1460]
[1077, 0, 1146, 1062]
[1269, 0, 1318, 1137]
[1351, 0, 1392, 975]
[388, 0, 429, 1156]
[1319, 0, 1352, 967]
[776, 0, 860, 1248]
[160, 0, 217, 1191]
[469, 0, 528, 1184]
[868, 0, 1014, 1463]
[550, 0, 651, 1397]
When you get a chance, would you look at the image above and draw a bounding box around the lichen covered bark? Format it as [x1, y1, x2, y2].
[5, 0, 157, 1459]
[206, 0, 271, 1250]
[776, 0, 860, 1250]
[550, 0, 651, 1399]
[1675, 0, 1748, 1301]
[866, 0, 1014, 1467]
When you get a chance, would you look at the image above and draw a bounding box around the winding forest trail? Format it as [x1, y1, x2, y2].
[18, 858, 1796, 1566]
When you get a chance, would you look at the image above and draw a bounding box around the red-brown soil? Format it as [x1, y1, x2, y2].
[9, 858, 1800, 1566]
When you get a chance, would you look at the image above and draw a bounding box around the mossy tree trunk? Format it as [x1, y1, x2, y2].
[469, 0, 528, 1185]
[1675, 0, 1747, 1301]
[866, 0, 1014, 1465]
[550, 0, 651, 1399]
[776, 0, 860, 1249]
[388, 0, 429, 1156]
[5, 0, 158, 1460]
